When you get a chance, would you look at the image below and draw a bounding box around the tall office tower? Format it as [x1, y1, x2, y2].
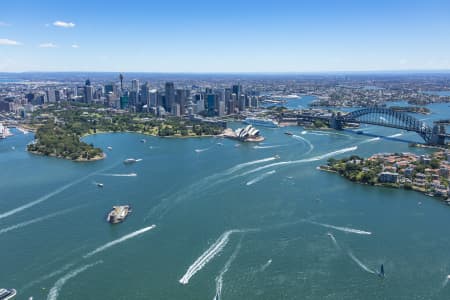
[206, 94, 216, 116]
[218, 101, 225, 116]
[232, 84, 241, 97]
[165, 82, 175, 112]
[149, 89, 158, 108]
[131, 79, 140, 92]
[46, 89, 56, 103]
[238, 94, 246, 111]
[129, 91, 139, 108]
[105, 83, 115, 95]
[175, 89, 187, 115]
[140, 83, 150, 110]
[84, 85, 94, 104]
[55, 90, 62, 102]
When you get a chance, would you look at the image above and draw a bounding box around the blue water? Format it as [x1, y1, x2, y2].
[1, 108, 450, 299]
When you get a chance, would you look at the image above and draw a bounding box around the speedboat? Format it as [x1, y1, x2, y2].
[123, 158, 137, 164]
[97, 183, 104, 188]
[107, 146, 113, 150]
[284, 131, 293, 136]
[0, 288, 17, 300]
[140, 139, 147, 143]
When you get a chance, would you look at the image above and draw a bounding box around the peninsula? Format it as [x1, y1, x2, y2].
[320, 151, 450, 201]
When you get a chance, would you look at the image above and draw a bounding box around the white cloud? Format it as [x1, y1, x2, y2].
[39, 42, 58, 48]
[0, 22, 11, 27]
[71, 44, 80, 48]
[53, 21, 75, 28]
[0, 38, 21, 46]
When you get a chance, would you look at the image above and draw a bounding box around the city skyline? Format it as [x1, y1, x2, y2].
[1, 0, 450, 72]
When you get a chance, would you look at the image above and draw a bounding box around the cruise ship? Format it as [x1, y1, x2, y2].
[243, 117, 278, 128]
[0, 288, 16, 300]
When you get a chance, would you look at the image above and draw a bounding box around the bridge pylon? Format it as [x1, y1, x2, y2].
[429, 124, 447, 146]
[330, 112, 344, 130]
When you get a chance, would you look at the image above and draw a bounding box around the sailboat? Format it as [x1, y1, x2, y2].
[378, 264, 385, 278]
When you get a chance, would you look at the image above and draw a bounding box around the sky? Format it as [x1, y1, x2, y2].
[1, 0, 450, 72]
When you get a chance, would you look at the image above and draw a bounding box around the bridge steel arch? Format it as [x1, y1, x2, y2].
[333, 107, 446, 145]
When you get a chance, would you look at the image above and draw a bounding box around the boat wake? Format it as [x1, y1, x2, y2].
[360, 137, 381, 144]
[387, 133, 403, 138]
[442, 275, 450, 288]
[213, 238, 243, 300]
[348, 251, 375, 274]
[0, 171, 98, 221]
[83, 225, 156, 258]
[253, 144, 284, 149]
[225, 156, 279, 175]
[259, 259, 272, 272]
[327, 232, 340, 250]
[23, 263, 75, 291]
[100, 173, 137, 177]
[180, 230, 241, 285]
[306, 220, 372, 235]
[47, 261, 103, 300]
[239, 146, 358, 178]
[246, 170, 276, 186]
[292, 135, 314, 154]
[0, 206, 85, 235]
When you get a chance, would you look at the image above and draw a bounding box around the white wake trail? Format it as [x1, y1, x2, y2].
[225, 156, 279, 175]
[47, 261, 102, 300]
[213, 238, 243, 300]
[24, 263, 75, 290]
[387, 133, 403, 138]
[306, 220, 372, 235]
[327, 232, 340, 250]
[292, 134, 314, 154]
[100, 173, 137, 177]
[360, 137, 380, 144]
[83, 225, 156, 258]
[246, 170, 276, 186]
[0, 174, 92, 220]
[253, 145, 284, 149]
[179, 230, 240, 285]
[240, 146, 358, 177]
[348, 251, 375, 274]
[259, 259, 273, 272]
[0, 206, 85, 235]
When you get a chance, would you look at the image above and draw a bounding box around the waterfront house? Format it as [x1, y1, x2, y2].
[378, 171, 399, 183]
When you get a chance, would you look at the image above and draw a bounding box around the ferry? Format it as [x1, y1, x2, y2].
[243, 117, 278, 128]
[0, 288, 17, 300]
[107, 205, 132, 224]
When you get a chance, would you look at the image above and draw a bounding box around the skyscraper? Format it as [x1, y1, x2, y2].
[131, 79, 140, 92]
[165, 82, 175, 112]
[175, 89, 186, 115]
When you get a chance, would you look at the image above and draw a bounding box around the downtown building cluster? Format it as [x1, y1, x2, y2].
[0, 76, 262, 118]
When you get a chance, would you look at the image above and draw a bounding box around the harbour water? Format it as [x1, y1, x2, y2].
[1, 103, 450, 299]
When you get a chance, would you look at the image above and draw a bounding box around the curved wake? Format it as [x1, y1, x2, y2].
[292, 134, 314, 154]
[23, 263, 75, 291]
[259, 259, 272, 272]
[246, 170, 276, 186]
[253, 144, 284, 149]
[327, 232, 340, 249]
[179, 230, 240, 285]
[47, 261, 103, 300]
[83, 225, 156, 258]
[213, 238, 243, 300]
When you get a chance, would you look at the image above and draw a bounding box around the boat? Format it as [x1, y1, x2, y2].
[106, 205, 132, 224]
[0, 288, 17, 300]
[97, 183, 104, 188]
[243, 117, 279, 128]
[140, 139, 147, 143]
[284, 131, 293, 136]
[107, 146, 113, 150]
[378, 264, 385, 278]
[123, 158, 137, 164]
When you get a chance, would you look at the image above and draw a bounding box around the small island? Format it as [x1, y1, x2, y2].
[319, 150, 450, 201]
[25, 103, 226, 161]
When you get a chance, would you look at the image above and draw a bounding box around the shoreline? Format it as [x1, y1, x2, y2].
[28, 150, 106, 162]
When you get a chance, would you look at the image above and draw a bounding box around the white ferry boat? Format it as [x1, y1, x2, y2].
[243, 117, 278, 128]
[0, 288, 16, 300]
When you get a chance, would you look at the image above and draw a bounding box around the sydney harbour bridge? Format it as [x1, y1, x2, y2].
[289, 107, 449, 145]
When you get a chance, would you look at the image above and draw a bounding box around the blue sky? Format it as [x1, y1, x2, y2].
[1, 0, 450, 72]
